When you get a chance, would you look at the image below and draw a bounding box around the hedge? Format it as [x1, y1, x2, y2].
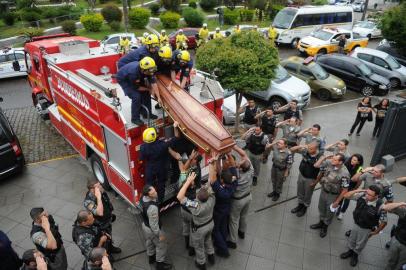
[80, 13, 104, 32]
[19, 28, 44, 39]
[159, 11, 180, 28]
[61, 20, 76, 35]
[129, 7, 151, 28]
[3, 13, 15, 26]
[224, 8, 239, 25]
[101, 4, 123, 23]
[149, 3, 160, 15]
[109, 21, 121, 31]
[189, 0, 197, 8]
[199, 0, 216, 11]
[240, 9, 255, 22]
[182, 7, 204, 27]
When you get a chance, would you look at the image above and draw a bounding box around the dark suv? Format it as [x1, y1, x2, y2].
[314, 54, 390, 96]
[0, 97, 24, 179]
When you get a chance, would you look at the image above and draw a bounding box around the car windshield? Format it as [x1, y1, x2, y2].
[274, 65, 290, 81]
[311, 30, 334, 41]
[356, 21, 374, 29]
[359, 63, 373, 76]
[272, 8, 297, 29]
[308, 62, 329, 80]
[385, 55, 401, 69]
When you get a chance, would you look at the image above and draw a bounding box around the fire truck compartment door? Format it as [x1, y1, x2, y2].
[103, 126, 131, 182]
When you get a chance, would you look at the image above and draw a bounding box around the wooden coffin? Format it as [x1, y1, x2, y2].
[156, 75, 235, 154]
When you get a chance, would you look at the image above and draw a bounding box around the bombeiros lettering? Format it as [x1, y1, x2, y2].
[57, 77, 90, 110]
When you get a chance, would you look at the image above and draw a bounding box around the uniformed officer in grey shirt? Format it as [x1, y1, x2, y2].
[227, 145, 254, 248]
[140, 185, 172, 270]
[266, 138, 293, 201]
[177, 168, 216, 270]
[297, 124, 325, 153]
[311, 153, 350, 238]
[325, 139, 350, 161]
[382, 201, 406, 270]
[276, 117, 301, 148]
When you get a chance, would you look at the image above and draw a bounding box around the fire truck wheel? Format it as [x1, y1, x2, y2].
[90, 154, 111, 190]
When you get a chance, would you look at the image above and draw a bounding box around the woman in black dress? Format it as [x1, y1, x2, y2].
[372, 98, 390, 138]
[348, 97, 372, 136]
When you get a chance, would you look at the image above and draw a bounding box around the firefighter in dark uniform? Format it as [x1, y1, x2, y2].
[340, 186, 387, 267]
[242, 126, 268, 186]
[139, 185, 172, 270]
[239, 100, 260, 130]
[117, 34, 160, 69]
[171, 50, 193, 91]
[29, 207, 67, 270]
[256, 109, 278, 163]
[72, 210, 107, 265]
[382, 201, 406, 270]
[276, 99, 303, 123]
[83, 178, 121, 255]
[139, 122, 179, 204]
[116, 57, 159, 126]
[156, 46, 174, 77]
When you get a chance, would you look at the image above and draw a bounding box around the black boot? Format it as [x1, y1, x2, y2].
[340, 249, 353, 259]
[296, 206, 307, 217]
[310, 221, 324, 230]
[238, 230, 245, 239]
[188, 247, 195, 256]
[110, 245, 122, 254]
[208, 254, 215, 265]
[156, 261, 172, 270]
[184, 236, 190, 249]
[291, 204, 304, 214]
[350, 252, 358, 267]
[253, 176, 257, 186]
[320, 223, 328, 238]
[149, 254, 156, 264]
[194, 261, 207, 270]
[267, 191, 275, 198]
[227, 241, 237, 249]
[272, 193, 280, 201]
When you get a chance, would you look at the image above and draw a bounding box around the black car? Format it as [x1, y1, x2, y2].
[376, 42, 406, 67]
[314, 54, 390, 96]
[0, 97, 24, 179]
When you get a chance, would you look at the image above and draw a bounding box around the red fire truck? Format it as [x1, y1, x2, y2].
[23, 34, 234, 207]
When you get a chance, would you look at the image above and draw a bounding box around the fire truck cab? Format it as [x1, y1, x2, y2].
[24, 34, 231, 207]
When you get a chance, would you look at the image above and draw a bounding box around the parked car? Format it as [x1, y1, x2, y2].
[315, 53, 390, 96]
[0, 97, 25, 179]
[377, 40, 406, 67]
[222, 89, 247, 125]
[352, 21, 381, 39]
[352, 0, 365, 12]
[335, 0, 351, 5]
[281, 56, 347, 101]
[246, 65, 311, 110]
[350, 47, 406, 89]
[0, 48, 27, 79]
[169, 28, 199, 49]
[100, 33, 140, 52]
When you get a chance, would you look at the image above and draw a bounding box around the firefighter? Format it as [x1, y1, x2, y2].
[235, 24, 241, 34]
[140, 121, 180, 204]
[213, 28, 223, 39]
[172, 50, 193, 91]
[116, 57, 159, 126]
[198, 23, 209, 45]
[159, 30, 169, 47]
[176, 29, 188, 50]
[157, 45, 173, 76]
[268, 25, 277, 43]
[141, 32, 149, 45]
[117, 34, 160, 69]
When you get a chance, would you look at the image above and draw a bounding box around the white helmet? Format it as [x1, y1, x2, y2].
[161, 29, 166, 33]
[254, 25, 258, 29]
[215, 27, 220, 31]
[179, 29, 183, 33]
[203, 23, 207, 27]
[143, 32, 149, 38]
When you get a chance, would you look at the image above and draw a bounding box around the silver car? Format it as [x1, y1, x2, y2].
[222, 89, 247, 125]
[247, 65, 311, 110]
[351, 47, 406, 89]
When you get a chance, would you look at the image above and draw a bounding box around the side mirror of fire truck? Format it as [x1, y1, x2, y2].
[12, 60, 21, 72]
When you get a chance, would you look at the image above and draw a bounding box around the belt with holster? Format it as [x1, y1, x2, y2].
[232, 192, 251, 200]
[191, 218, 213, 232]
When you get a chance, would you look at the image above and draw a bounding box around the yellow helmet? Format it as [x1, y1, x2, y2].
[145, 34, 159, 46]
[139, 57, 157, 73]
[158, 46, 172, 60]
[177, 50, 190, 62]
[143, 127, 157, 143]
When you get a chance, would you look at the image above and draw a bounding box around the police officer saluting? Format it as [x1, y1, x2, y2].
[242, 126, 268, 186]
[139, 185, 172, 270]
[276, 99, 303, 122]
[29, 207, 67, 270]
[311, 153, 350, 238]
[84, 178, 121, 255]
[177, 157, 216, 270]
[290, 143, 322, 217]
[382, 201, 406, 270]
[340, 186, 387, 267]
[256, 109, 278, 163]
[239, 100, 260, 130]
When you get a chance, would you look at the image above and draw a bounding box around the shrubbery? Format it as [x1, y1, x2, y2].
[240, 9, 255, 21]
[19, 27, 44, 39]
[159, 11, 180, 28]
[62, 20, 76, 35]
[101, 4, 122, 23]
[21, 10, 41, 22]
[3, 13, 15, 26]
[129, 8, 151, 28]
[188, 0, 197, 8]
[199, 0, 216, 11]
[161, 0, 181, 11]
[109, 21, 121, 31]
[149, 3, 160, 15]
[224, 8, 239, 24]
[269, 4, 284, 20]
[183, 7, 204, 27]
[80, 13, 104, 32]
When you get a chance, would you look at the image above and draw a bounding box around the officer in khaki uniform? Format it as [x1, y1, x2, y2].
[311, 153, 350, 238]
[266, 138, 293, 201]
[177, 170, 216, 270]
[276, 117, 302, 148]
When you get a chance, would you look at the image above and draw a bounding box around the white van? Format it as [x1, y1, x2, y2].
[0, 48, 26, 79]
[272, 5, 354, 47]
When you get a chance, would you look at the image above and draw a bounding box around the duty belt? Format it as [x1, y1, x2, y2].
[272, 164, 286, 170]
[191, 218, 213, 232]
[322, 188, 339, 195]
[232, 192, 251, 200]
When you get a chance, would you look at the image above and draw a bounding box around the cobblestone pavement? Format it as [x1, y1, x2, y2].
[3, 106, 76, 164]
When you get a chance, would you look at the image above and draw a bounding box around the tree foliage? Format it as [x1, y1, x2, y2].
[101, 4, 123, 23]
[182, 7, 204, 27]
[128, 7, 151, 28]
[380, 3, 406, 55]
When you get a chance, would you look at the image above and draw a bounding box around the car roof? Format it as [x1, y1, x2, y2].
[107, 33, 135, 37]
[320, 27, 349, 34]
[318, 53, 362, 64]
[354, 47, 389, 58]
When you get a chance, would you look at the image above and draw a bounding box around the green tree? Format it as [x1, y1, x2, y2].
[380, 3, 406, 55]
[196, 31, 279, 131]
